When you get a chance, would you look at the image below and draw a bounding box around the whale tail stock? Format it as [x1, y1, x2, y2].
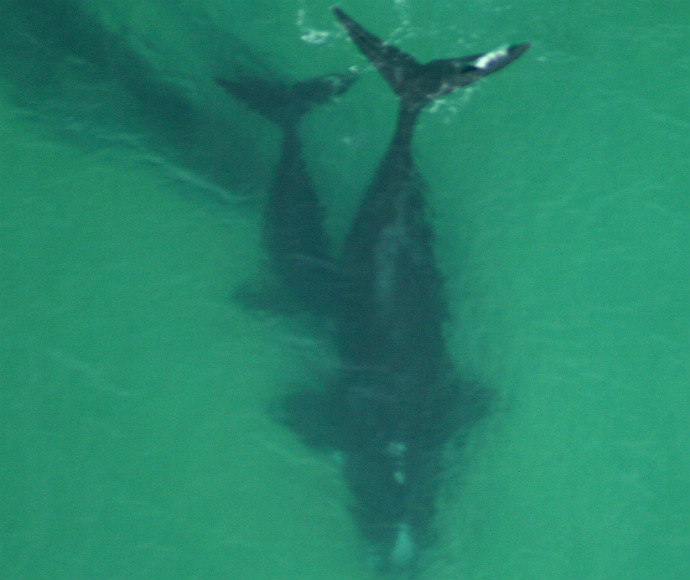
[332, 7, 529, 112]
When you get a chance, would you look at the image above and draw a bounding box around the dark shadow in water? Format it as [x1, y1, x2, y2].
[0, 0, 286, 202]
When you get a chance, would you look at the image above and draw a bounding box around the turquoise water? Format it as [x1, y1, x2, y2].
[1, 1, 689, 579]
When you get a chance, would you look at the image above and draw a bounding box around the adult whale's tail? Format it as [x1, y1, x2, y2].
[333, 7, 529, 112]
[216, 72, 357, 129]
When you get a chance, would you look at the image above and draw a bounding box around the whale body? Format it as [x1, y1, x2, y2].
[218, 8, 528, 574]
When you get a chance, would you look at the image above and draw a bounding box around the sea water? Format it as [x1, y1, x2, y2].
[1, 1, 688, 579]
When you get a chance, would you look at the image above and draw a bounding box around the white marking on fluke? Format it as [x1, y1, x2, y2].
[474, 46, 509, 70]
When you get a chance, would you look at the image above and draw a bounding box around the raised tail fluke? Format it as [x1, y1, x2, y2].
[332, 7, 423, 91]
[332, 7, 529, 112]
[216, 72, 357, 129]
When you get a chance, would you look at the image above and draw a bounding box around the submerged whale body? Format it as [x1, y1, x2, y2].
[216, 72, 357, 313]
[218, 7, 528, 575]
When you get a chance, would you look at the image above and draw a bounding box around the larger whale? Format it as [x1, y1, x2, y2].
[219, 8, 528, 575]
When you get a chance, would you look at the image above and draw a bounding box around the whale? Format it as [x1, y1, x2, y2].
[216, 72, 357, 312]
[321, 9, 527, 573]
[219, 7, 528, 575]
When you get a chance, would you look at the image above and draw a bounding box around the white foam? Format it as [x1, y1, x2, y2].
[296, 8, 332, 45]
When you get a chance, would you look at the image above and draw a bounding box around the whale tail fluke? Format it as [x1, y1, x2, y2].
[216, 71, 357, 129]
[332, 7, 529, 112]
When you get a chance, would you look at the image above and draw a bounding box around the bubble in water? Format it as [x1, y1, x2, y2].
[296, 9, 332, 45]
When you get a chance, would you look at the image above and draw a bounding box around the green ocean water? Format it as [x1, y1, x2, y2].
[1, 1, 688, 579]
